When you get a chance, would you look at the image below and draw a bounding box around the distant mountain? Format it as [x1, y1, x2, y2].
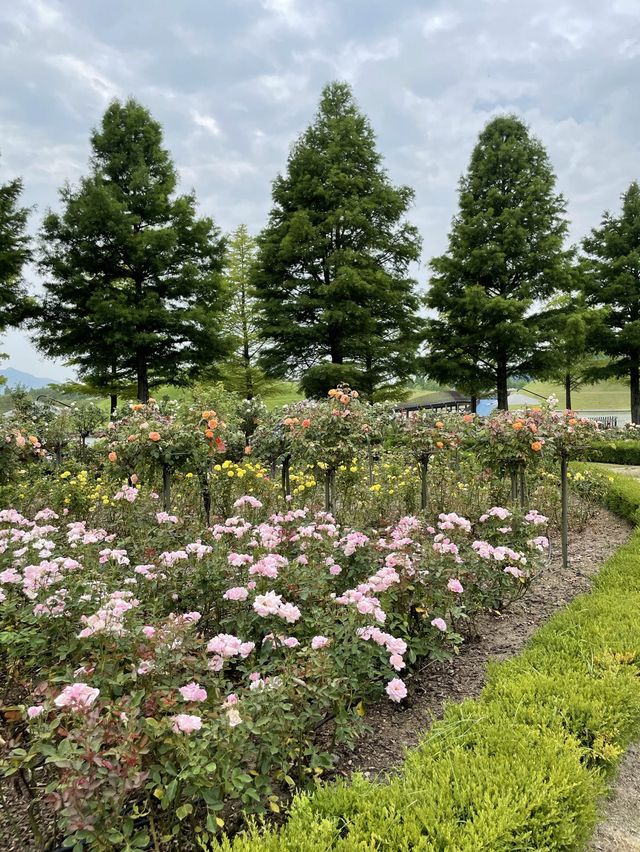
[0, 368, 61, 389]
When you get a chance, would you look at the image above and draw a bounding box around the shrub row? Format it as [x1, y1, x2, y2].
[581, 438, 640, 467]
[214, 470, 640, 851]
[572, 461, 640, 525]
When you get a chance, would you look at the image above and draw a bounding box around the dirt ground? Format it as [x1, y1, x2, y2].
[589, 743, 640, 851]
[0, 506, 634, 851]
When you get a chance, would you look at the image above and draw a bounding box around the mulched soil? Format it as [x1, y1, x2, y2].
[0, 507, 632, 851]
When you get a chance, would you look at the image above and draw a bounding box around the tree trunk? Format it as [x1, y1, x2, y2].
[420, 457, 430, 512]
[631, 359, 640, 425]
[324, 469, 336, 515]
[564, 373, 572, 411]
[137, 352, 149, 404]
[560, 451, 569, 569]
[470, 395, 477, 414]
[162, 465, 172, 512]
[281, 455, 291, 500]
[496, 359, 508, 410]
[110, 395, 118, 418]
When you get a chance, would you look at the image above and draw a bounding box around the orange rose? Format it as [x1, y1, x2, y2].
[149, 431, 161, 442]
[127, 434, 138, 442]
[463, 414, 473, 423]
[208, 419, 218, 429]
[205, 429, 214, 439]
[513, 421, 523, 431]
[531, 441, 542, 452]
[568, 418, 577, 426]
[108, 451, 118, 462]
[328, 389, 339, 398]
[28, 435, 38, 445]
[244, 445, 253, 455]
[132, 403, 144, 412]
[529, 423, 538, 433]
[436, 441, 444, 449]
[302, 418, 311, 428]
[130, 473, 138, 484]
[435, 421, 444, 428]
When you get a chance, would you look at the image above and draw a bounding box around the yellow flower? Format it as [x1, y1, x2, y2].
[350, 466, 358, 473]
[237, 469, 246, 478]
[214, 464, 222, 471]
[185, 472, 194, 479]
[60, 471, 71, 479]
[227, 470, 235, 478]
[369, 484, 382, 492]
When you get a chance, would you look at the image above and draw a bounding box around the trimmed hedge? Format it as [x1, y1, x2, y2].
[581, 438, 640, 467]
[213, 471, 640, 851]
[572, 462, 640, 525]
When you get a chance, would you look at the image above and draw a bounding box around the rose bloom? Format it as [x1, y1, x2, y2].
[149, 431, 161, 442]
[108, 451, 117, 462]
[178, 682, 208, 702]
[54, 683, 100, 711]
[385, 678, 407, 702]
[171, 713, 202, 734]
[431, 617, 447, 632]
[27, 705, 44, 719]
[447, 578, 464, 594]
[311, 635, 330, 650]
[531, 441, 542, 452]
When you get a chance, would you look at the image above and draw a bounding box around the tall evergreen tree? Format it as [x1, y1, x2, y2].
[37, 99, 228, 406]
[536, 291, 599, 410]
[582, 181, 640, 423]
[0, 164, 33, 359]
[253, 81, 423, 399]
[426, 115, 570, 409]
[220, 225, 269, 399]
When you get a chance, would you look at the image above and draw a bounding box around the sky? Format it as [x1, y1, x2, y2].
[1, 0, 640, 380]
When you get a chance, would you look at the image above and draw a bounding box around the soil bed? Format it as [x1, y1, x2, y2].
[332, 506, 631, 780]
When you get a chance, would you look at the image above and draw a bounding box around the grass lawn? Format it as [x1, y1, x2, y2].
[522, 379, 631, 411]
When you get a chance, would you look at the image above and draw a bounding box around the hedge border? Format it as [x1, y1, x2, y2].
[582, 438, 640, 467]
[213, 466, 640, 851]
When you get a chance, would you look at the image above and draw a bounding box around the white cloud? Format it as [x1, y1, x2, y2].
[191, 109, 222, 137]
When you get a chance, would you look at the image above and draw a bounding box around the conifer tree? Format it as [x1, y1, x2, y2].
[426, 115, 570, 409]
[37, 99, 228, 406]
[253, 81, 422, 399]
[582, 181, 640, 422]
[0, 165, 33, 363]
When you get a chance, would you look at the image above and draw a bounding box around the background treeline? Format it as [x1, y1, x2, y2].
[1, 81, 640, 417]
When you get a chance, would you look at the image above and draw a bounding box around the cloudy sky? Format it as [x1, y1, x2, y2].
[1, 0, 639, 379]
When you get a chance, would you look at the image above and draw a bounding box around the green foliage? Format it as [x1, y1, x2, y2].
[219, 225, 274, 399]
[0, 165, 34, 339]
[214, 470, 640, 851]
[582, 181, 640, 422]
[535, 288, 605, 409]
[253, 81, 423, 398]
[37, 98, 229, 403]
[571, 462, 640, 524]
[425, 115, 571, 409]
[580, 439, 640, 467]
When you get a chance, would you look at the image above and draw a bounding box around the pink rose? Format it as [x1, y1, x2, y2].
[385, 678, 407, 702]
[447, 578, 464, 594]
[171, 713, 202, 734]
[178, 682, 207, 702]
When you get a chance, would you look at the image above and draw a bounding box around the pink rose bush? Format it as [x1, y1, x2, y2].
[0, 494, 552, 847]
